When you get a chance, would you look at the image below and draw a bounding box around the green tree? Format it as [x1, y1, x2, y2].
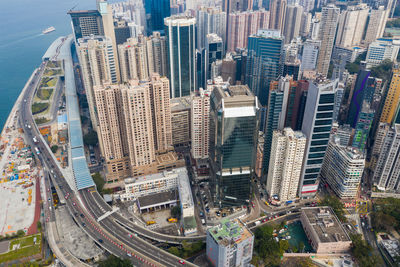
[345, 51, 367, 74]
[37, 221, 42, 231]
[16, 230, 25, 237]
[50, 145, 58, 153]
[319, 195, 347, 222]
[92, 172, 105, 192]
[370, 59, 393, 81]
[83, 130, 98, 146]
[350, 234, 382, 267]
[99, 255, 133, 267]
[168, 246, 181, 257]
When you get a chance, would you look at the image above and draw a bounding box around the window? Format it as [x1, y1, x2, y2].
[316, 112, 333, 119]
[317, 105, 334, 111]
[319, 94, 334, 104]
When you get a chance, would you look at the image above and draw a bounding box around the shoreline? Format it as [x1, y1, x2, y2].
[0, 68, 39, 136]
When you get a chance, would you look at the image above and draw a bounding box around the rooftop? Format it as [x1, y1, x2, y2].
[137, 190, 178, 209]
[176, 168, 193, 208]
[301, 207, 351, 243]
[170, 96, 191, 112]
[208, 219, 253, 247]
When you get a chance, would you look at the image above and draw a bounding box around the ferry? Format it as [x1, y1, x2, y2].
[42, 26, 55, 34]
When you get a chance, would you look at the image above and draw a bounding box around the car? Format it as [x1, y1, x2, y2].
[80, 214, 85, 218]
[251, 201, 255, 208]
[82, 223, 86, 227]
[178, 260, 185, 264]
[48, 198, 51, 202]
[74, 212, 78, 216]
[205, 208, 210, 213]
[127, 253, 132, 257]
[72, 202, 76, 206]
[222, 213, 227, 217]
[262, 218, 267, 223]
[98, 239, 103, 243]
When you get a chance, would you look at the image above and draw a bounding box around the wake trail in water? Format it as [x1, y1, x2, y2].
[0, 33, 44, 49]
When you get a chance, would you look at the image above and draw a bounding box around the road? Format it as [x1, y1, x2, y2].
[19, 37, 200, 267]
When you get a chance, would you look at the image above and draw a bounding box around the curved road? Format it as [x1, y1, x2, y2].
[19, 37, 196, 267]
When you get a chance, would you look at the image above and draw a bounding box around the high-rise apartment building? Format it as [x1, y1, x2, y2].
[299, 0, 315, 13]
[292, 80, 310, 131]
[320, 139, 365, 199]
[380, 67, 400, 124]
[148, 74, 173, 153]
[145, 0, 171, 33]
[283, 5, 303, 44]
[316, 5, 340, 77]
[209, 85, 259, 207]
[246, 29, 284, 106]
[227, 9, 269, 52]
[94, 83, 130, 181]
[92, 74, 173, 182]
[263, 77, 296, 177]
[269, 0, 287, 31]
[191, 88, 211, 160]
[352, 102, 374, 151]
[266, 128, 306, 202]
[77, 36, 118, 130]
[371, 122, 391, 170]
[374, 124, 400, 192]
[335, 4, 369, 48]
[299, 79, 337, 198]
[364, 6, 387, 44]
[118, 33, 167, 82]
[196, 7, 227, 50]
[206, 218, 254, 267]
[68, 10, 104, 40]
[165, 16, 196, 98]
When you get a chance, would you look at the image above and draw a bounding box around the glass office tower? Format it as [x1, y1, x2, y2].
[165, 16, 196, 98]
[209, 85, 259, 207]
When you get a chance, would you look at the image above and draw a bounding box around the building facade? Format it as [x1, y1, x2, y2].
[266, 128, 306, 202]
[299, 79, 337, 198]
[246, 29, 284, 106]
[316, 5, 340, 77]
[165, 16, 197, 98]
[374, 124, 400, 192]
[191, 88, 211, 160]
[380, 67, 400, 124]
[320, 139, 365, 199]
[209, 85, 259, 207]
[206, 219, 254, 267]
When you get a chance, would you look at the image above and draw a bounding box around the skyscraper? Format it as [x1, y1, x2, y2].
[283, 5, 303, 44]
[246, 29, 284, 106]
[380, 67, 400, 124]
[145, 0, 171, 33]
[299, 79, 337, 198]
[269, 0, 287, 31]
[346, 69, 378, 127]
[226, 10, 269, 52]
[196, 7, 227, 51]
[209, 85, 259, 207]
[266, 128, 306, 202]
[165, 15, 196, 98]
[316, 5, 340, 77]
[68, 10, 104, 40]
[263, 77, 296, 178]
[206, 34, 223, 79]
[374, 124, 400, 192]
[77, 36, 118, 130]
[364, 6, 387, 44]
[191, 88, 211, 160]
[118, 32, 167, 82]
[94, 83, 130, 181]
[335, 4, 369, 48]
[352, 102, 374, 151]
[320, 138, 365, 199]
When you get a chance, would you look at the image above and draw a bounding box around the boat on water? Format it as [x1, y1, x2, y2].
[42, 26, 55, 34]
